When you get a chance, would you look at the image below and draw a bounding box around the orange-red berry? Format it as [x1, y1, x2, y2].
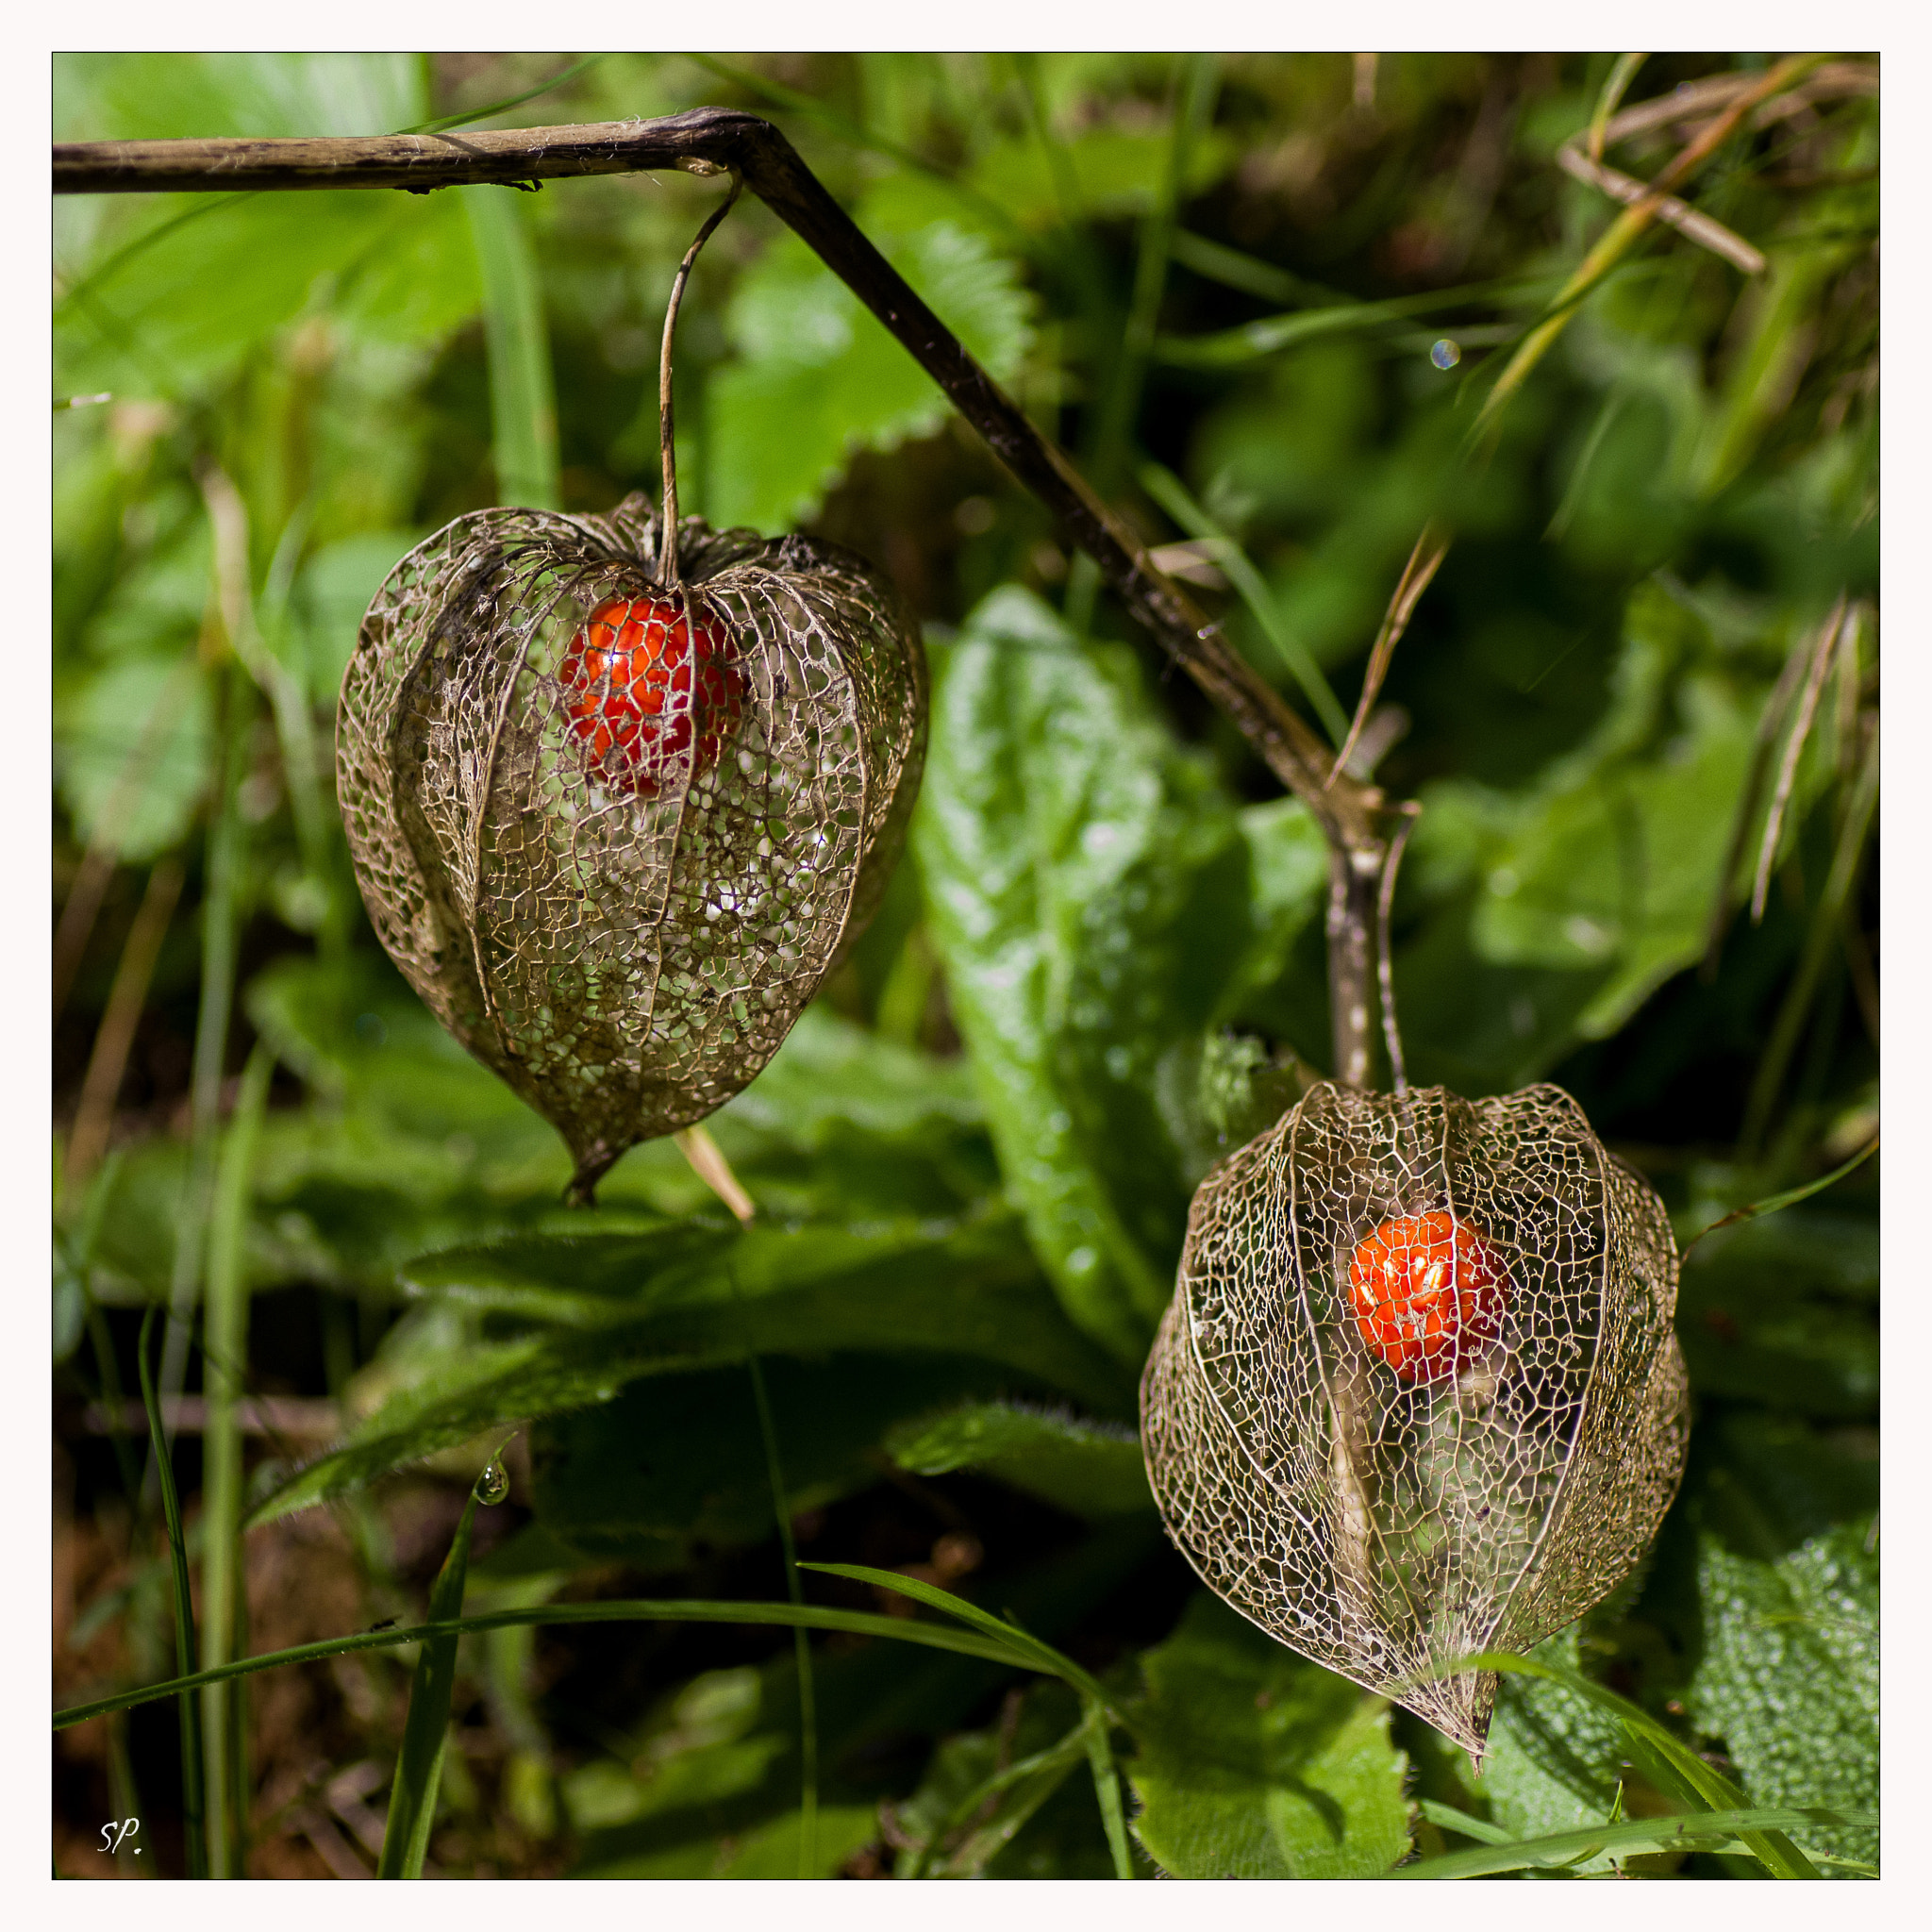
[1346, 1208, 1508, 1383]
[558, 592, 744, 798]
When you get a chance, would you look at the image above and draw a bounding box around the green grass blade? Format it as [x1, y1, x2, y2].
[1079, 1692, 1135, 1879]
[376, 1491, 479, 1877]
[1419, 1799, 1512, 1845]
[199, 1041, 274, 1880]
[1169, 229, 1352, 308]
[395, 55, 606, 136]
[915, 1721, 1091, 1875]
[1385, 1806, 1870, 1879]
[1156, 275, 1548, 367]
[137, 1306, 207, 1879]
[1456, 1649, 1822, 1878]
[735, 1282, 818, 1879]
[1090, 54, 1217, 494]
[1678, 1132, 1880, 1261]
[799, 1559, 1119, 1715]
[152, 659, 249, 1452]
[462, 186, 560, 510]
[1138, 459, 1349, 743]
[55, 1599, 1036, 1733]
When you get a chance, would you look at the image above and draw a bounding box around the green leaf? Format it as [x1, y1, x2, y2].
[533, 1356, 1081, 1568]
[965, 123, 1236, 229]
[55, 654, 211, 864]
[708, 208, 1032, 531]
[56, 50, 425, 142]
[54, 56, 481, 400]
[1690, 1509, 1879, 1873]
[1458, 1644, 1822, 1879]
[717, 1003, 985, 1151]
[885, 1401, 1152, 1519]
[887, 1682, 1098, 1877]
[914, 585, 1262, 1361]
[1129, 1593, 1411, 1879]
[377, 1491, 477, 1877]
[1469, 582, 1762, 1034]
[249, 1213, 1131, 1521]
[57, 192, 480, 399]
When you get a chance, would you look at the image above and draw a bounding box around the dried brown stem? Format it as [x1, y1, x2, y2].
[658, 168, 742, 588]
[1699, 613, 1820, 978]
[57, 105, 1392, 1084]
[1375, 805, 1422, 1097]
[1555, 143, 1766, 275]
[1329, 522, 1449, 791]
[675, 1124, 757, 1225]
[63, 858, 183, 1203]
[1752, 597, 1848, 924]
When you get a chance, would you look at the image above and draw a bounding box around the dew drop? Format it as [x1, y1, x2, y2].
[1430, 339, 1461, 370]
[474, 1459, 509, 1507]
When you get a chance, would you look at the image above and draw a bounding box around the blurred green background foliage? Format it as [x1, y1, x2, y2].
[54, 51, 1875, 1881]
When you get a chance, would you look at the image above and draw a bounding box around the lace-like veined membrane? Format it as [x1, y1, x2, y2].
[338, 497, 926, 1201]
[1141, 1080, 1689, 1758]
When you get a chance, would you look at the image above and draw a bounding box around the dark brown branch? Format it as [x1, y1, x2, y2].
[55, 104, 1390, 1081]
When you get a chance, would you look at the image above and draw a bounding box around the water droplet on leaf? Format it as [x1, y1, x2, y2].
[475, 1459, 509, 1506]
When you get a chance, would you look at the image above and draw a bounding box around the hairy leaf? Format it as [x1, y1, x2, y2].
[886, 1401, 1152, 1519]
[250, 1212, 1132, 1521]
[1690, 1416, 1879, 1874]
[1130, 1593, 1410, 1879]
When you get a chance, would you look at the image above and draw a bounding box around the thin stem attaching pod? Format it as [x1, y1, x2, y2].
[1375, 804, 1422, 1097]
[658, 166, 743, 590]
[674, 1123, 757, 1224]
[52, 108, 1386, 858]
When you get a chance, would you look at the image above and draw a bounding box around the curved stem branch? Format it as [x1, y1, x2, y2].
[658, 168, 741, 587]
[54, 105, 1394, 1077]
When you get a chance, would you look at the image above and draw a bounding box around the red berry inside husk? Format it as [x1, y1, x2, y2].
[1347, 1208, 1509, 1383]
[558, 591, 745, 798]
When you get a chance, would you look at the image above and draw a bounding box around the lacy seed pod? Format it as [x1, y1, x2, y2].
[1140, 1080, 1689, 1758]
[338, 494, 926, 1201]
